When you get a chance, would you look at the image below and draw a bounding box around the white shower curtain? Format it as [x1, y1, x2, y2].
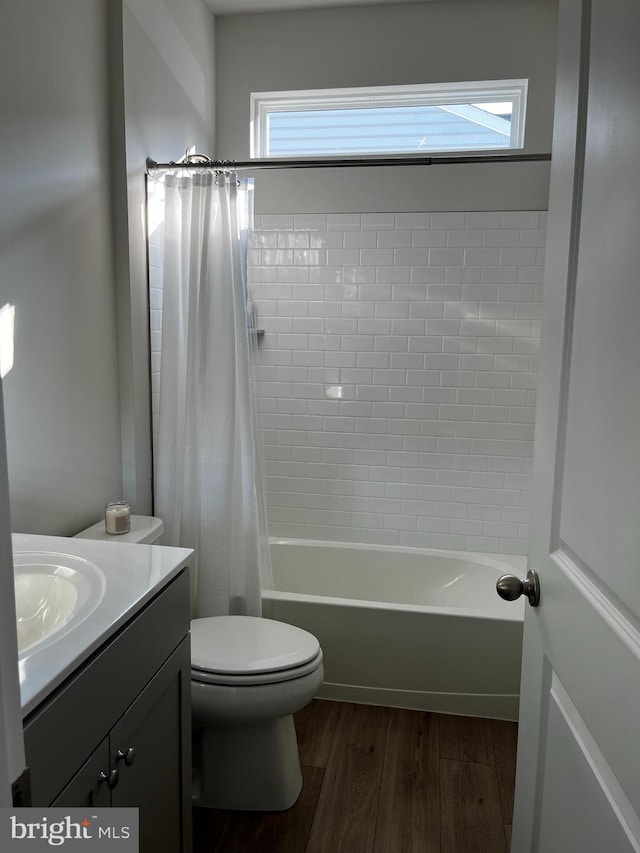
[155, 171, 272, 617]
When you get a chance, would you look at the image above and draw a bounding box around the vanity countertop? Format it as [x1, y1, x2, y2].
[13, 533, 193, 717]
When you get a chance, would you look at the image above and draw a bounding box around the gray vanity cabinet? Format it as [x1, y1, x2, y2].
[51, 738, 112, 808]
[24, 569, 192, 853]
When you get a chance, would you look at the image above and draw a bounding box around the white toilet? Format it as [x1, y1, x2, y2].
[75, 515, 324, 812]
[191, 614, 323, 810]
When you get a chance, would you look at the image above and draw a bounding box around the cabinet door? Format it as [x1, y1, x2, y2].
[110, 639, 191, 853]
[51, 737, 112, 808]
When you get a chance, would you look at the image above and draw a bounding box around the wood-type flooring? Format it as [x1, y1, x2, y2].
[194, 699, 518, 853]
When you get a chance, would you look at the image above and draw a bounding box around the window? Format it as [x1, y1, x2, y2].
[251, 80, 528, 159]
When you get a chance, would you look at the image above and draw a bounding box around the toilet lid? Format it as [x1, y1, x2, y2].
[190, 616, 321, 676]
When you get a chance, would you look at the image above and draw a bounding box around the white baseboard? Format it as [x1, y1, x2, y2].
[317, 681, 519, 721]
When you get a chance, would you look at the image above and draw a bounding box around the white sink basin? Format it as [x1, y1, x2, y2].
[13, 552, 105, 655]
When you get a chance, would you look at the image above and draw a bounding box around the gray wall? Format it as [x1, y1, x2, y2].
[0, 0, 216, 535]
[123, 0, 216, 165]
[0, 1, 122, 535]
[215, 0, 558, 213]
[115, 0, 216, 514]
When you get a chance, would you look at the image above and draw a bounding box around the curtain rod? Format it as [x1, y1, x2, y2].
[146, 153, 551, 172]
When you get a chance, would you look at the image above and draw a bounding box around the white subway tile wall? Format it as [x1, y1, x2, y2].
[250, 211, 545, 555]
[149, 205, 545, 557]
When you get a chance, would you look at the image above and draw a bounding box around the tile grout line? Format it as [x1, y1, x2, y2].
[300, 764, 325, 853]
[489, 722, 512, 846]
[489, 726, 509, 853]
[304, 701, 345, 852]
[370, 708, 393, 853]
[300, 699, 338, 852]
[433, 712, 442, 853]
[438, 719, 446, 853]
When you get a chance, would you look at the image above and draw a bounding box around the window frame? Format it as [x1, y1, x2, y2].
[250, 79, 528, 160]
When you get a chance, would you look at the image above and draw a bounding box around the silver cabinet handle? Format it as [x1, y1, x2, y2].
[496, 569, 540, 607]
[116, 747, 136, 767]
[98, 769, 119, 789]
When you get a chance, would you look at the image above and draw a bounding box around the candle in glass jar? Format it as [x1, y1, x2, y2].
[105, 501, 131, 535]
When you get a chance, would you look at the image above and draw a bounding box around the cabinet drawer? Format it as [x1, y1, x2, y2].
[24, 569, 190, 805]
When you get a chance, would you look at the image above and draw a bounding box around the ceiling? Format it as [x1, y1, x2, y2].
[205, 0, 432, 15]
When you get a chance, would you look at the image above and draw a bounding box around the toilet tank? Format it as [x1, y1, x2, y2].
[74, 515, 164, 545]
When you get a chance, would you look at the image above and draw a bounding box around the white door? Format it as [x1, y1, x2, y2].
[0, 377, 25, 806]
[510, 0, 640, 850]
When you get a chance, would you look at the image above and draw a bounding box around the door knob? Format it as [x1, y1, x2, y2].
[98, 769, 120, 790]
[496, 569, 540, 607]
[116, 747, 136, 767]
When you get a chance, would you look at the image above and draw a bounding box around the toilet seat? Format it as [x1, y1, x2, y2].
[190, 615, 322, 686]
[192, 648, 323, 686]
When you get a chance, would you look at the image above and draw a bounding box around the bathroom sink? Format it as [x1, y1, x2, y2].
[13, 552, 105, 655]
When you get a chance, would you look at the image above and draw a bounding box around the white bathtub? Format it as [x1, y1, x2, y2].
[262, 539, 526, 721]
